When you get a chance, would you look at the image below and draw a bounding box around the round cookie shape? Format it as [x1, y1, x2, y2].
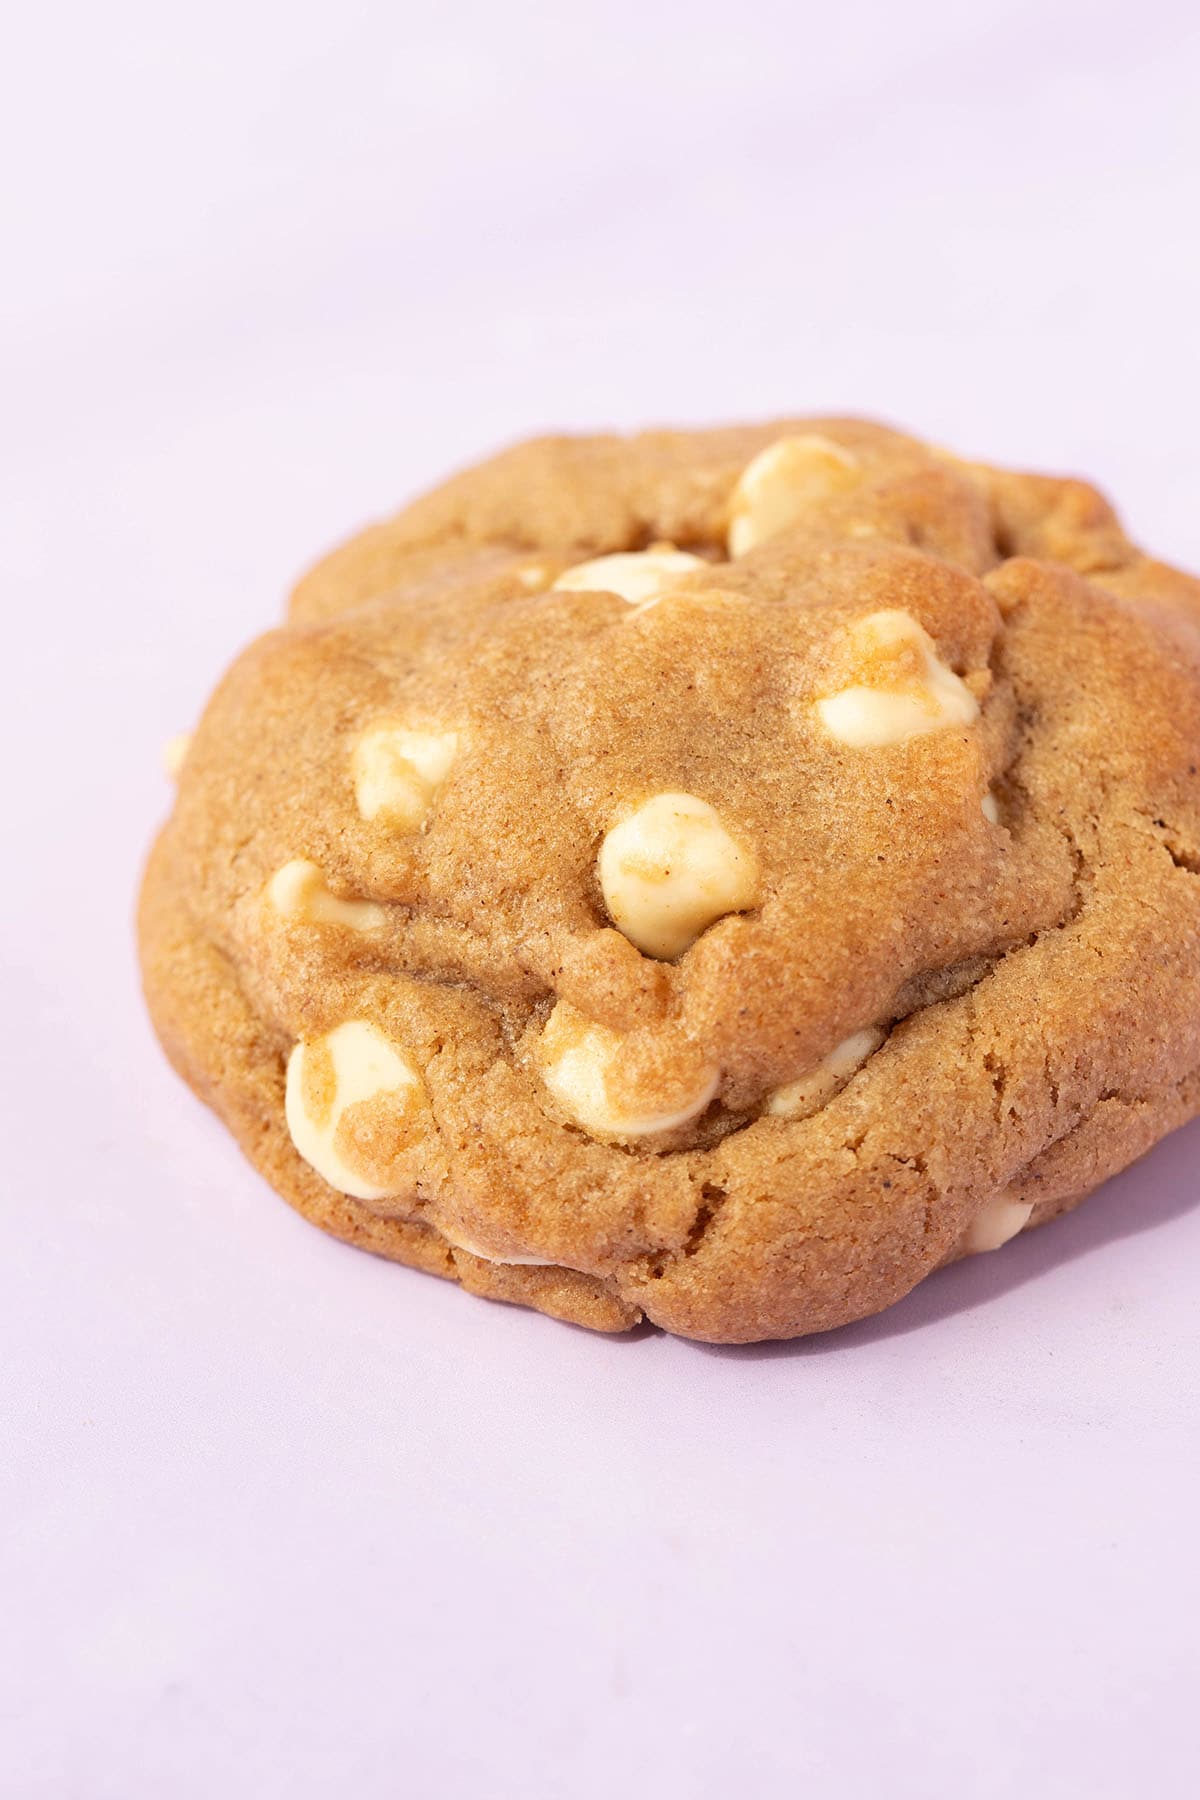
[140, 417, 1200, 1341]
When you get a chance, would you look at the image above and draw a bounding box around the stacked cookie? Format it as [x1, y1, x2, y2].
[140, 420, 1200, 1340]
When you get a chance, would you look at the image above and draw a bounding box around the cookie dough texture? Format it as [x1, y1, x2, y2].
[139, 417, 1200, 1342]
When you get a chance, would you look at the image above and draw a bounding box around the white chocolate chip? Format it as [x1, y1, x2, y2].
[162, 732, 192, 779]
[768, 1027, 885, 1120]
[267, 859, 387, 932]
[352, 724, 459, 830]
[981, 791, 1001, 824]
[438, 1222, 552, 1267]
[728, 435, 861, 557]
[284, 1020, 424, 1201]
[963, 1196, 1034, 1253]
[538, 1001, 718, 1140]
[816, 610, 979, 749]
[552, 546, 707, 607]
[598, 792, 759, 960]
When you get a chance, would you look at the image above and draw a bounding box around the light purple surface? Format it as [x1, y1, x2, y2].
[5, 4, 1200, 1794]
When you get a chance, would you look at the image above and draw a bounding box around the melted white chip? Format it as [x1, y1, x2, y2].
[768, 1027, 885, 1120]
[539, 1001, 718, 1140]
[162, 732, 192, 779]
[816, 610, 979, 749]
[981, 791, 1001, 824]
[598, 792, 759, 960]
[438, 1223, 553, 1267]
[352, 724, 459, 830]
[285, 1020, 423, 1201]
[963, 1197, 1034, 1253]
[728, 434, 861, 556]
[268, 859, 387, 931]
[552, 547, 707, 607]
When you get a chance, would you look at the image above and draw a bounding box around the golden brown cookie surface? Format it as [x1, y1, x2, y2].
[139, 418, 1200, 1341]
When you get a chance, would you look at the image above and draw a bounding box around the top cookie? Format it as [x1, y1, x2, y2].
[139, 418, 1200, 1341]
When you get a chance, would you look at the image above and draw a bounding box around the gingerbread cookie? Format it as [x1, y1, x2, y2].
[139, 418, 1200, 1340]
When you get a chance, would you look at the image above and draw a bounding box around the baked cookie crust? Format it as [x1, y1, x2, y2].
[139, 418, 1200, 1341]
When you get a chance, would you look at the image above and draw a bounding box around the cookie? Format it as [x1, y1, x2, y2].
[139, 418, 1200, 1342]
